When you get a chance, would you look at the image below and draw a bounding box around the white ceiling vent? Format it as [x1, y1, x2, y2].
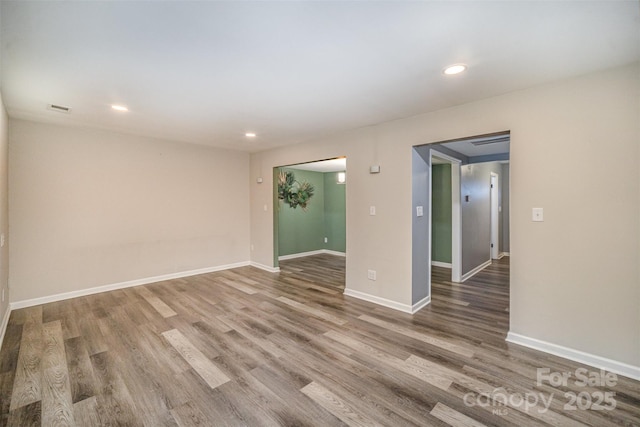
[47, 104, 72, 114]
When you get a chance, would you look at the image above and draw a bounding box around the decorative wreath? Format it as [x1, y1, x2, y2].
[278, 170, 315, 210]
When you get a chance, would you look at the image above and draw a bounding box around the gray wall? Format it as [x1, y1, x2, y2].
[460, 162, 503, 275]
[411, 149, 430, 304]
[413, 147, 508, 283]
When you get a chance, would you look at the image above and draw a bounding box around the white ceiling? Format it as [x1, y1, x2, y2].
[1, 1, 639, 152]
[288, 158, 346, 173]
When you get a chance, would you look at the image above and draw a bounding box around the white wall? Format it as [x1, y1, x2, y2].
[250, 63, 640, 368]
[9, 120, 250, 302]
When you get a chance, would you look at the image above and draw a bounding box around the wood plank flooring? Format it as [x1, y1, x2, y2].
[1, 254, 639, 426]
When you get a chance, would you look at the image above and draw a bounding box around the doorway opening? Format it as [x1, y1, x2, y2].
[273, 157, 347, 290]
[430, 150, 462, 283]
[411, 131, 510, 312]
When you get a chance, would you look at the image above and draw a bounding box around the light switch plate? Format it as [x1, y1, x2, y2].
[369, 206, 376, 216]
[532, 207, 544, 222]
[416, 206, 423, 217]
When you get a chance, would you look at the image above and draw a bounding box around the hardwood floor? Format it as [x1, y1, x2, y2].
[1, 254, 638, 426]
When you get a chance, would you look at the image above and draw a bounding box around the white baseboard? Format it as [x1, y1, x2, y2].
[506, 332, 640, 381]
[498, 252, 510, 259]
[10, 261, 251, 310]
[0, 306, 11, 351]
[411, 295, 431, 314]
[344, 288, 413, 313]
[461, 259, 492, 282]
[431, 261, 452, 268]
[278, 249, 346, 261]
[323, 250, 346, 257]
[344, 288, 430, 314]
[278, 250, 325, 261]
[250, 262, 280, 273]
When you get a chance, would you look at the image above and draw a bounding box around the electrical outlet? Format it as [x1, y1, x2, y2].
[324, 237, 328, 243]
[367, 270, 377, 281]
[369, 206, 376, 216]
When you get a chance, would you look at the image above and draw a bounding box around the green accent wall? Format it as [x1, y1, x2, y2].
[277, 168, 346, 256]
[432, 164, 452, 263]
[324, 172, 346, 252]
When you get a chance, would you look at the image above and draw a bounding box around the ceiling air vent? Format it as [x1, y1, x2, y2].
[467, 133, 510, 146]
[47, 104, 72, 114]
[470, 136, 510, 146]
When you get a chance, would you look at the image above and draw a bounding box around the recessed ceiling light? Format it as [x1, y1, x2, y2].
[111, 105, 128, 112]
[245, 132, 257, 137]
[443, 64, 467, 75]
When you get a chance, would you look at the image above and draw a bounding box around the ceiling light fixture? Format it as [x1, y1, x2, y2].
[111, 105, 128, 112]
[443, 64, 467, 75]
[245, 132, 257, 137]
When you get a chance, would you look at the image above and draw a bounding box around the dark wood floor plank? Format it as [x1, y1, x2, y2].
[90, 351, 142, 426]
[0, 255, 638, 426]
[64, 336, 96, 404]
[6, 400, 41, 427]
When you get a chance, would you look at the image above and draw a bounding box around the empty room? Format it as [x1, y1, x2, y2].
[0, 1, 638, 426]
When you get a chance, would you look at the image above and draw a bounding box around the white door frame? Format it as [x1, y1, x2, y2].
[490, 172, 499, 259]
[429, 149, 462, 283]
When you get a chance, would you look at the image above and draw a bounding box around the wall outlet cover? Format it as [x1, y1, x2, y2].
[532, 207, 544, 222]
